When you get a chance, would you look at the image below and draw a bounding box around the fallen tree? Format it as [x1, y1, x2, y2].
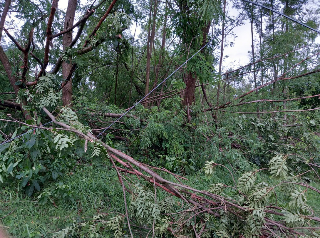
[41, 106, 320, 237]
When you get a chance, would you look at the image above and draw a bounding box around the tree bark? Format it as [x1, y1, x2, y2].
[62, 0, 77, 106]
[144, 0, 158, 106]
[217, 0, 227, 109]
[182, 72, 196, 106]
[250, 9, 258, 116]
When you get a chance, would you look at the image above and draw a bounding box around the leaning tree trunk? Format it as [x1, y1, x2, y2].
[62, 0, 77, 106]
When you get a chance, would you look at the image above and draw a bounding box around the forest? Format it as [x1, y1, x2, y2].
[0, 0, 320, 237]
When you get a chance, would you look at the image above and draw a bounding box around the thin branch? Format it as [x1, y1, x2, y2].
[30, 52, 44, 76]
[223, 44, 309, 76]
[61, 63, 77, 89]
[21, 28, 34, 82]
[229, 107, 320, 114]
[109, 156, 134, 238]
[3, 28, 24, 51]
[0, 100, 21, 110]
[44, 0, 59, 69]
[205, 67, 320, 112]
[83, 0, 118, 47]
[232, 93, 320, 107]
[52, 9, 95, 38]
[0, 0, 11, 42]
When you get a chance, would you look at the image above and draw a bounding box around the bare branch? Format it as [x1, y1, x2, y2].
[229, 107, 320, 114]
[0, 100, 21, 110]
[0, 0, 11, 42]
[21, 28, 34, 82]
[52, 9, 95, 38]
[3, 28, 24, 52]
[44, 0, 59, 69]
[83, 0, 118, 48]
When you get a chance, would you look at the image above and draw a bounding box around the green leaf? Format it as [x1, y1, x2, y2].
[30, 150, 41, 159]
[7, 163, 14, 173]
[33, 180, 40, 191]
[11, 130, 17, 139]
[52, 171, 58, 180]
[0, 143, 10, 154]
[26, 185, 34, 197]
[26, 136, 36, 149]
[16, 173, 25, 179]
[22, 176, 30, 187]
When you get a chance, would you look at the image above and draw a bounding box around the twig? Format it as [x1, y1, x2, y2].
[83, 0, 118, 48]
[109, 155, 134, 238]
[229, 107, 320, 114]
[52, 9, 95, 38]
[44, 0, 59, 69]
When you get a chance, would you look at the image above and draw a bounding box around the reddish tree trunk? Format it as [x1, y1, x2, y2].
[62, 0, 77, 106]
[182, 72, 196, 106]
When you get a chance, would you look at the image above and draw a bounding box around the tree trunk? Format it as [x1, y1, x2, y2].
[251, 11, 258, 116]
[114, 42, 120, 105]
[154, 1, 168, 106]
[217, 0, 227, 109]
[62, 0, 77, 106]
[182, 72, 196, 106]
[144, 0, 158, 106]
[259, 10, 264, 113]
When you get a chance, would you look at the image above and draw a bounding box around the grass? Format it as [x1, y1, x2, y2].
[1, 157, 320, 237]
[0, 163, 124, 237]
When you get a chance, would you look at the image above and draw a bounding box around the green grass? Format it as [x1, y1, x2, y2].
[1, 159, 320, 237]
[0, 163, 124, 237]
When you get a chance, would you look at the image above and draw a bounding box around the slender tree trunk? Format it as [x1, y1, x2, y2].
[217, 0, 227, 108]
[215, 0, 227, 124]
[153, 0, 168, 106]
[144, 0, 158, 106]
[259, 10, 264, 113]
[62, 0, 77, 106]
[114, 42, 120, 105]
[250, 9, 258, 117]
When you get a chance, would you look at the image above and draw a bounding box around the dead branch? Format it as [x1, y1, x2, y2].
[232, 93, 320, 107]
[229, 107, 320, 114]
[41, 106, 320, 236]
[205, 67, 320, 112]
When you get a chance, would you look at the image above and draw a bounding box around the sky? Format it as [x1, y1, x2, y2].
[220, 0, 320, 72]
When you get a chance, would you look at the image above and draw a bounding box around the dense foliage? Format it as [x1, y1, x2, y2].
[0, 0, 320, 237]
